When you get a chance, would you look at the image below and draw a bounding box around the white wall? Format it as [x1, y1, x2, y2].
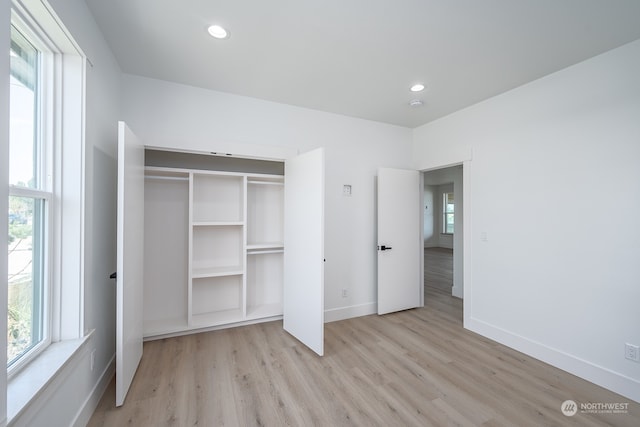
[413, 39, 640, 402]
[59, 0, 122, 421]
[120, 75, 413, 320]
[1, 1, 10, 424]
[423, 185, 436, 247]
[3, 0, 122, 425]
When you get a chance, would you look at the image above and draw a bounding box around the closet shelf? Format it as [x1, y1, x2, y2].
[145, 167, 190, 180]
[248, 249, 284, 255]
[247, 242, 284, 250]
[192, 266, 244, 279]
[248, 180, 284, 186]
[192, 221, 244, 227]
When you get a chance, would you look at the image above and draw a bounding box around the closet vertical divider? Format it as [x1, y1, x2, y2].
[187, 172, 194, 326]
[242, 175, 248, 319]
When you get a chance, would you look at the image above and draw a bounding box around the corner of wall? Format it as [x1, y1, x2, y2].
[466, 317, 640, 403]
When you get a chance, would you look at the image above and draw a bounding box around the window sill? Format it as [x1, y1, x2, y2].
[7, 331, 93, 424]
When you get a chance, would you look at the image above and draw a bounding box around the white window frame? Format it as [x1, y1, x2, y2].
[443, 192, 454, 235]
[8, 11, 54, 377]
[8, 0, 86, 378]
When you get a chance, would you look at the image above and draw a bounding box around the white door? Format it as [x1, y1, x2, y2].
[377, 168, 422, 315]
[283, 148, 325, 356]
[116, 121, 145, 406]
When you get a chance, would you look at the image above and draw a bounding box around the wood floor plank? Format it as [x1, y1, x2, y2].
[88, 249, 640, 426]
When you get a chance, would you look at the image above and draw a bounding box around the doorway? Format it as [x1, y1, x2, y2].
[423, 165, 463, 308]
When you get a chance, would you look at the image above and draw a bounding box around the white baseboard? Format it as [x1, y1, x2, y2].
[325, 302, 377, 323]
[72, 354, 115, 427]
[452, 286, 463, 299]
[466, 317, 640, 403]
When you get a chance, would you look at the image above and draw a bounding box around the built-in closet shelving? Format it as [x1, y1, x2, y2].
[143, 159, 284, 339]
[246, 176, 284, 319]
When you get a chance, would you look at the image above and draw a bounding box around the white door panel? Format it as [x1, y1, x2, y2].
[283, 148, 325, 356]
[377, 168, 422, 315]
[116, 121, 145, 406]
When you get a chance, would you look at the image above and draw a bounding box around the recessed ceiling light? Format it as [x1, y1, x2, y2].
[208, 25, 229, 39]
[409, 99, 424, 107]
[410, 83, 425, 92]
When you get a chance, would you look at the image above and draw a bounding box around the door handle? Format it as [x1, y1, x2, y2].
[378, 245, 392, 251]
[110, 272, 117, 279]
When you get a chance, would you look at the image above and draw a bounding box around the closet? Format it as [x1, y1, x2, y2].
[142, 150, 285, 337]
[115, 122, 325, 404]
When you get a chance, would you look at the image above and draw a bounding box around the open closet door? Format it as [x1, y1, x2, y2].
[377, 168, 422, 315]
[115, 121, 145, 406]
[283, 148, 325, 356]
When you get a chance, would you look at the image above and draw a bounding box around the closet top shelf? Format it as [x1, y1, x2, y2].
[145, 166, 283, 180]
[144, 166, 189, 179]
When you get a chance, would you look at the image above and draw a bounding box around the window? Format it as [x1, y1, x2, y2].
[7, 0, 86, 378]
[443, 192, 454, 234]
[8, 23, 52, 370]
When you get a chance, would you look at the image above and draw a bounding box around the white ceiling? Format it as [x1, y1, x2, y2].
[84, 0, 640, 128]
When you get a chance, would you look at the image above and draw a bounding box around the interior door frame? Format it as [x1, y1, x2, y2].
[419, 159, 472, 328]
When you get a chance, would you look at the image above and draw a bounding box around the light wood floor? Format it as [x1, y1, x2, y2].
[89, 249, 639, 426]
[424, 247, 454, 292]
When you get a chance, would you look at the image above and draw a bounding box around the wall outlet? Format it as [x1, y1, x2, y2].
[625, 343, 639, 362]
[341, 289, 348, 298]
[343, 185, 352, 197]
[90, 349, 96, 371]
